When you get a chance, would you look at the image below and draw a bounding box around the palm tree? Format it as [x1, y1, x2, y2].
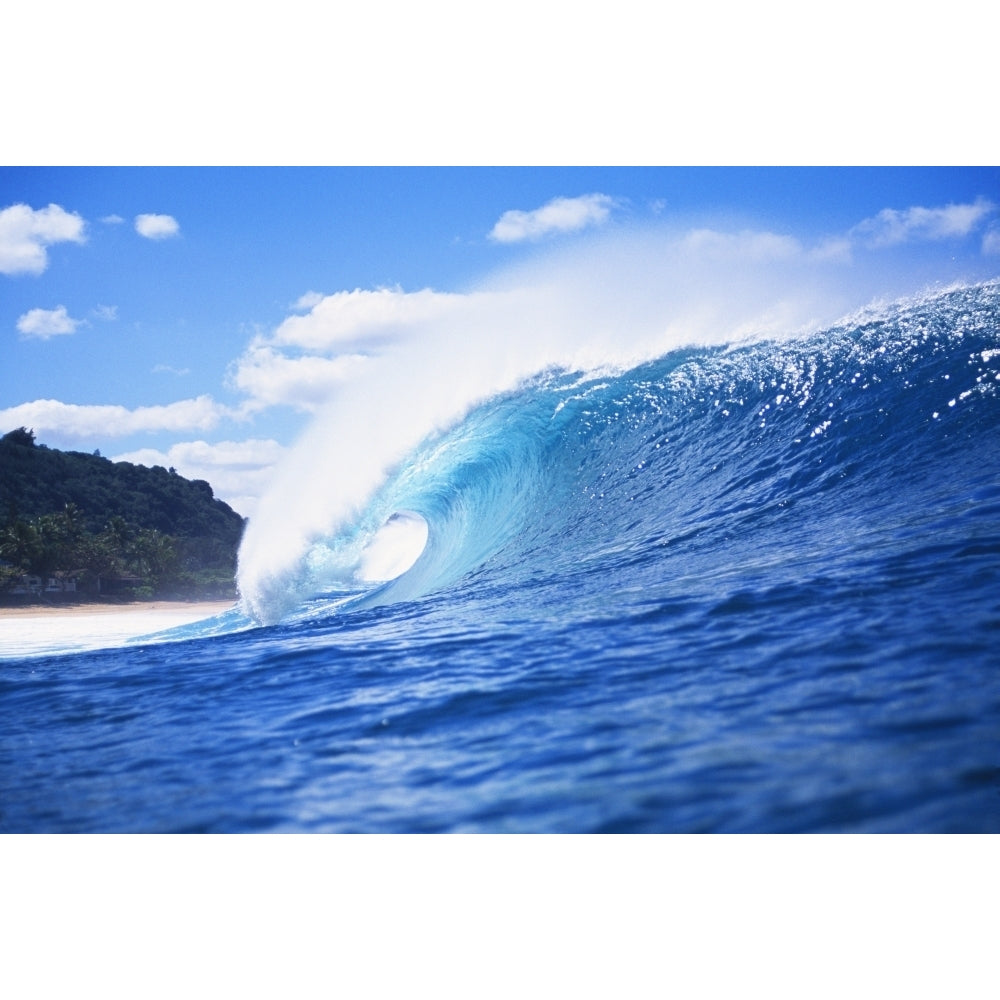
[0, 518, 40, 571]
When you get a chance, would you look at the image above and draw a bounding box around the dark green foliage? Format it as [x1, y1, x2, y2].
[0, 429, 246, 601]
[4, 427, 36, 448]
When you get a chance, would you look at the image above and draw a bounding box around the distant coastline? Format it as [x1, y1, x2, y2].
[1, 428, 244, 605]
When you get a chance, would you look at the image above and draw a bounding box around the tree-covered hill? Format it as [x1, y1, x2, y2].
[0, 427, 246, 602]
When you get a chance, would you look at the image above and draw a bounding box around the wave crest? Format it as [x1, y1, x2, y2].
[239, 280, 1000, 625]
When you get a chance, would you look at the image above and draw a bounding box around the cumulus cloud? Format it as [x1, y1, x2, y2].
[489, 193, 618, 243]
[0, 203, 86, 275]
[16, 305, 82, 339]
[226, 288, 485, 414]
[112, 438, 287, 518]
[853, 197, 996, 247]
[292, 290, 325, 311]
[273, 287, 468, 351]
[135, 213, 180, 239]
[229, 343, 369, 412]
[0, 395, 229, 442]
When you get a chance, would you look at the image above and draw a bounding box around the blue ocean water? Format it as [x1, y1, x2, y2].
[2, 281, 999, 832]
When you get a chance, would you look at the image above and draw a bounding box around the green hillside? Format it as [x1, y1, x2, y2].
[0, 427, 246, 602]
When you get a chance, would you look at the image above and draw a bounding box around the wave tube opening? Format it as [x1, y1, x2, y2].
[355, 511, 429, 584]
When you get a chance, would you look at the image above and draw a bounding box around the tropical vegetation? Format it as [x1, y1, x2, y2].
[0, 428, 245, 602]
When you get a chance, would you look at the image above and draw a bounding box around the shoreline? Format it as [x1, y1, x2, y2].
[0, 599, 237, 620]
[0, 599, 242, 658]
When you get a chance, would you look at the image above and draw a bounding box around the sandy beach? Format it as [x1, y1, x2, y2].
[0, 600, 239, 658]
[0, 600, 236, 619]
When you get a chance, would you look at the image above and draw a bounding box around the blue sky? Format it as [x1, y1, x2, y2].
[3, 167, 999, 516]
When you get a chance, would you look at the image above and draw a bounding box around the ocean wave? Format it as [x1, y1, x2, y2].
[238, 280, 1000, 625]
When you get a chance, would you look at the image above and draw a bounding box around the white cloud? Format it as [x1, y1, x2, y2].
[92, 304, 118, 321]
[273, 287, 466, 351]
[227, 288, 484, 413]
[101, 214, 124, 225]
[292, 290, 325, 311]
[135, 213, 180, 239]
[983, 226, 1000, 256]
[488, 193, 617, 243]
[112, 439, 287, 518]
[0, 395, 229, 442]
[229, 343, 369, 412]
[0, 203, 86, 275]
[853, 197, 996, 247]
[16, 305, 82, 339]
